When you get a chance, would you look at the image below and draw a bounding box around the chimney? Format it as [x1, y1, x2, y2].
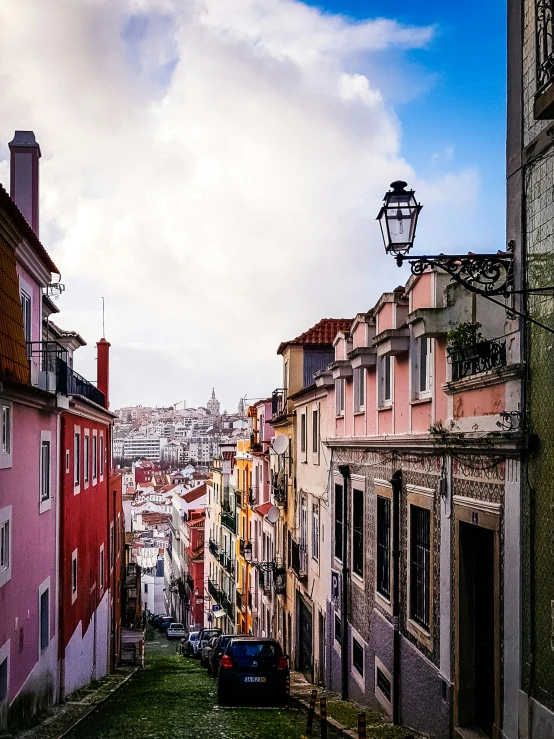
[97, 338, 111, 409]
[8, 131, 41, 236]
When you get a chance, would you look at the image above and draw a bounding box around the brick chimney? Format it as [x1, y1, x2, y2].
[97, 338, 111, 409]
[8, 131, 41, 236]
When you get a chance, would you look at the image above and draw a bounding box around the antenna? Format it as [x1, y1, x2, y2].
[102, 297, 105, 338]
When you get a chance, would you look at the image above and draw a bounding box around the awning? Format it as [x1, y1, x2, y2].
[212, 609, 227, 620]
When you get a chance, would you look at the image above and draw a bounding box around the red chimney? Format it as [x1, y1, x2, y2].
[8, 131, 41, 236]
[97, 338, 111, 409]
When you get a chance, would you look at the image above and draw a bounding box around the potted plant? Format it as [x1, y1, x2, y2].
[446, 322, 484, 361]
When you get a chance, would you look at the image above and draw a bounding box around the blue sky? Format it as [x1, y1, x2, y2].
[306, 0, 507, 249]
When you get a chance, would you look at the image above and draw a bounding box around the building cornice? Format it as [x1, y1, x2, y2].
[324, 432, 524, 455]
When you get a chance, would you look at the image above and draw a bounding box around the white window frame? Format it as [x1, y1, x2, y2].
[84, 430, 90, 488]
[110, 522, 115, 571]
[71, 549, 78, 604]
[350, 625, 366, 689]
[38, 577, 50, 656]
[100, 432, 105, 482]
[353, 367, 365, 413]
[92, 430, 98, 483]
[375, 656, 393, 717]
[0, 506, 12, 589]
[375, 480, 393, 615]
[412, 336, 432, 400]
[99, 544, 105, 591]
[378, 355, 392, 408]
[0, 639, 10, 705]
[39, 431, 52, 514]
[65, 449, 70, 474]
[74, 427, 81, 493]
[335, 378, 345, 417]
[1, 401, 13, 469]
[351, 482, 364, 585]
[20, 281, 32, 345]
[312, 503, 320, 562]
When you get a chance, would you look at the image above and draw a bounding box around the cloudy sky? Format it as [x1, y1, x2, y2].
[0, 0, 506, 412]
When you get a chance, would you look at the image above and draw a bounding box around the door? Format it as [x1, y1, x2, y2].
[458, 522, 496, 737]
[318, 611, 325, 685]
[297, 595, 313, 682]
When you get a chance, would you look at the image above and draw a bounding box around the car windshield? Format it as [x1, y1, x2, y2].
[202, 630, 220, 639]
[170, 624, 184, 629]
[218, 636, 231, 651]
[230, 641, 281, 658]
[189, 633, 198, 641]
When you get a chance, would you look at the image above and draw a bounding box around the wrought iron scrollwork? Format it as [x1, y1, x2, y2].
[396, 252, 513, 297]
[537, 0, 554, 93]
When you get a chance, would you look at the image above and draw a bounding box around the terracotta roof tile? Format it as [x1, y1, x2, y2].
[277, 318, 353, 355]
[0, 233, 30, 384]
[254, 502, 273, 517]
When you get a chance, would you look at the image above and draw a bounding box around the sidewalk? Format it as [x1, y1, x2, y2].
[0, 667, 137, 739]
[289, 671, 418, 739]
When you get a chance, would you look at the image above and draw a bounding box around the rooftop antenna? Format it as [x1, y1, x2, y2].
[102, 297, 105, 338]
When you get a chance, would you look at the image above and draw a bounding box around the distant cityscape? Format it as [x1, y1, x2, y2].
[113, 391, 250, 468]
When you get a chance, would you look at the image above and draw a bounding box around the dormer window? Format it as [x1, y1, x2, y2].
[21, 290, 31, 345]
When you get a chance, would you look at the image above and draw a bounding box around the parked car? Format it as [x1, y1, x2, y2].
[151, 613, 166, 627]
[197, 628, 221, 657]
[182, 631, 200, 657]
[206, 634, 234, 677]
[166, 623, 186, 640]
[217, 637, 289, 705]
[158, 616, 175, 632]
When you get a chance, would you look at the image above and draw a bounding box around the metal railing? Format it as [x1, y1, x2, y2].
[291, 539, 308, 580]
[537, 0, 554, 94]
[209, 538, 219, 557]
[448, 338, 506, 381]
[239, 538, 246, 558]
[221, 510, 236, 533]
[236, 589, 243, 609]
[208, 579, 223, 604]
[26, 341, 106, 406]
[272, 388, 286, 419]
[220, 551, 234, 575]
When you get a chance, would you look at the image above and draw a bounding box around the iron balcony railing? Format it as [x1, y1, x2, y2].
[221, 594, 234, 619]
[221, 510, 236, 534]
[208, 578, 223, 604]
[235, 490, 243, 509]
[236, 589, 243, 610]
[27, 341, 106, 406]
[448, 338, 506, 382]
[220, 551, 234, 575]
[239, 538, 246, 558]
[209, 538, 219, 557]
[272, 388, 286, 419]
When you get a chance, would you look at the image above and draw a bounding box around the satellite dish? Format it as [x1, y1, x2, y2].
[272, 435, 289, 455]
[266, 506, 280, 524]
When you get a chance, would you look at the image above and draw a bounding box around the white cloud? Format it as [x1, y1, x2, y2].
[0, 0, 479, 409]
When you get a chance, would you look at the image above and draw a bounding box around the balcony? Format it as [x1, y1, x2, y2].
[208, 578, 223, 604]
[448, 338, 506, 382]
[236, 589, 243, 610]
[209, 538, 219, 557]
[536, 0, 554, 118]
[249, 486, 258, 505]
[221, 510, 236, 534]
[291, 539, 308, 581]
[250, 433, 262, 453]
[239, 538, 246, 558]
[271, 388, 286, 420]
[27, 341, 106, 407]
[235, 490, 243, 509]
[220, 551, 234, 575]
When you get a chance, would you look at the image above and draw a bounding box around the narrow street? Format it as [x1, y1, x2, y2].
[64, 636, 345, 739]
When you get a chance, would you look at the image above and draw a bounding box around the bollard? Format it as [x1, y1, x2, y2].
[358, 712, 367, 739]
[285, 675, 291, 710]
[320, 696, 328, 739]
[305, 689, 318, 735]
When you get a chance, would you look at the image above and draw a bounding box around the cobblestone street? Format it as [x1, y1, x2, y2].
[63, 637, 347, 739]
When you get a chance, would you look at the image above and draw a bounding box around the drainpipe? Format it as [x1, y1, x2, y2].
[58, 415, 66, 699]
[338, 464, 350, 701]
[391, 469, 402, 726]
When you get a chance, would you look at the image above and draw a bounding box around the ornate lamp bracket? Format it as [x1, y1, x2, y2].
[395, 252, 514, 298]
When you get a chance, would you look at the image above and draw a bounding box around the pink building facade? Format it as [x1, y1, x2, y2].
[316, 269, 522, 739]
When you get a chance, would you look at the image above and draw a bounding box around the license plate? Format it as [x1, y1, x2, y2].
[243, 676, 266, 683]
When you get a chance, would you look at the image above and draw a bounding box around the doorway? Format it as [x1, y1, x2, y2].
[297, 595, 313, 682]
[457, 521, 496, 737]
[318, 611, 326, 685]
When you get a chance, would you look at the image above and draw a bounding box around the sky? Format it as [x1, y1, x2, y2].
[0, 0, 507, 412]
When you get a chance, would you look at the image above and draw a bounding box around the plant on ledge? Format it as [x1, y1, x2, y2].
[446, 321, 484, 361]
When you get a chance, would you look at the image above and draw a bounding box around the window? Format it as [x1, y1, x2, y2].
[2, 405, 11, 454]
[335, 379, 345, 416]
[65, 450, 70, 474]
[40, 439, 51, 506]
[300, 413, 306, 453]
[334, 484, 343, 561]
[0, 654, 7, 702]
[375, 658, 393, 716]
[352, 637, 364, 676]
[74, 431, 81, 488]
[352, 488, 364, 578]
[335, 614, 342, 645]
[40, 588, 49, 651]
[0, 517, 10, 586]
[99, 545, 105, 590]
[413, 337, 431, 397]
[110, 522, 115, 570]
[379, 356, 392, 406]
[312, 504, 320, 561]
[93, 432, 98, 482]
[71, 549, 78, 603]
[353, 367, 365, 412]
[410, 506, 431, 630]
[100, 434, 104, 479]
[312, 409, 319, 453]
[377, 497, 391, 600]
[84, 433, 90, 484]
[21, 291, 31, 345]
[144, 583, 148, 594]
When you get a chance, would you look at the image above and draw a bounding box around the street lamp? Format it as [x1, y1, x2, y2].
[376, 180, 422, 258]
[244, 541, 253, 563]
[376, 181, 514, 298]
